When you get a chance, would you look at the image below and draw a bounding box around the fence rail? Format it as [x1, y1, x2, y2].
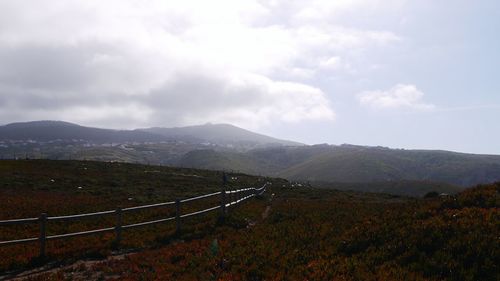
[0, 183, 268, 259]
[0, 217, 39, 226]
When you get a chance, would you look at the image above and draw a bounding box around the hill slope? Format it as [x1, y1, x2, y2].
[7, 165, 496, 281]
[178, 144, 500, 188]
[0, 121, 165, 143]
[3, 121, 500, 195]
[0, 159, 272, 274]
[279, 145, 500, 186]
[0, 121, 300, 149]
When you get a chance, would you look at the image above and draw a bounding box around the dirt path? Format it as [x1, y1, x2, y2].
[261, 205, 272, 219]
[260, 193, 274, 220]
[1, 252, 130, 281]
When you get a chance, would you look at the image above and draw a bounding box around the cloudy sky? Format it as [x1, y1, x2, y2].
[0, 0, 499, 154]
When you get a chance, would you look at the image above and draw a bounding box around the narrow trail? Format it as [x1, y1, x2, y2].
[261, 205, 272, 220]
[2, 250, 133, 281]
[260, 193, 274, 220]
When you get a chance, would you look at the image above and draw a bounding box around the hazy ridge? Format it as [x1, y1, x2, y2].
[2, 120, 500, 196]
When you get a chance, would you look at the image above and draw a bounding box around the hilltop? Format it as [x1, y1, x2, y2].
[0, 121, 164, 143]
[2, 121, 500, 197]
[139, 123, 302, 147]
[0, 120, 299, 149]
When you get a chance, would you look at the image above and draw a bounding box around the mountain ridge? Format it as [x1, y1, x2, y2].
[0, 120, 166, 143]
[138, 123, 302, 147]
[178, 144, 500, 187]
[0, 120, 299, 148]
[2, 120, 500, 196]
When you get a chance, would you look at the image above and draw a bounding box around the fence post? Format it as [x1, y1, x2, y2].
[115, 208, 122, 247]
[226, 190, 231, 213]
[39, 213, 47, 260]
[175, 199, 181, 236]
[220, 189, 226, 217]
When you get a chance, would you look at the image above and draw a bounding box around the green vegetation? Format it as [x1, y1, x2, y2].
[180, 145, 500, 195]
[278, 146, 500, 186]
[3, 121, 500, 198]
[0, 159, 264, 204]
[315, 180, 461, 197]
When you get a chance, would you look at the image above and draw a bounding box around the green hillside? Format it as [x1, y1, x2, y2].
[179, 145, 500, 193]
[279, 146, 500, 186]
[3, 121, 500, 197]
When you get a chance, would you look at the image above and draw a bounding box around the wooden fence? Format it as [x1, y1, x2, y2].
[0, 183, 268, 259]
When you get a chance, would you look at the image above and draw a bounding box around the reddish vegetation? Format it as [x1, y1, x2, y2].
[0, 160, 265, 273]
[1, 160, 498, 280]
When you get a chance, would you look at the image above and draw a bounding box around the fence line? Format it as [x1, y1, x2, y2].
[0, 183, 268, 259]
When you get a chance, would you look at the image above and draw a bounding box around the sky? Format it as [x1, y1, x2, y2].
[0, 0, 499, 154]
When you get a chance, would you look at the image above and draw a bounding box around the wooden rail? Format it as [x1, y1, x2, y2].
[0, 183, 268, 259]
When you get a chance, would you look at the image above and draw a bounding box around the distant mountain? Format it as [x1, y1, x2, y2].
[0, 121, 165, 143]
[3, 120, 500, 197]
[178, 144, 500, 188]
[0, 121, 300, 149]
[139, 123, 302, 148]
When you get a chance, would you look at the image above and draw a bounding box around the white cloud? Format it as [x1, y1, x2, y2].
[357, 84, 435, 110]
[143, 71, 335, 129]
[0, 0, 403, 129]
[320, 56, 342, 70]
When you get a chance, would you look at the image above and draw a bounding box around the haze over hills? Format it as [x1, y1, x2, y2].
[0, 121, 298, 148]
[178, 145, 500, 188]
[2, 120, 500, 196]
[0, 120, 303, 169]
[0, 121, 165, 143]
[139, 123, 302, 147]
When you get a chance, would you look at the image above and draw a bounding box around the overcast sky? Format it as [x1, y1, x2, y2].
[0, 0, 499, 154]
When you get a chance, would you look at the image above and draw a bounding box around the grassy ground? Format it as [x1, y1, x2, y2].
[0, 160, 498, 280]
[0, 160, 273, 273]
